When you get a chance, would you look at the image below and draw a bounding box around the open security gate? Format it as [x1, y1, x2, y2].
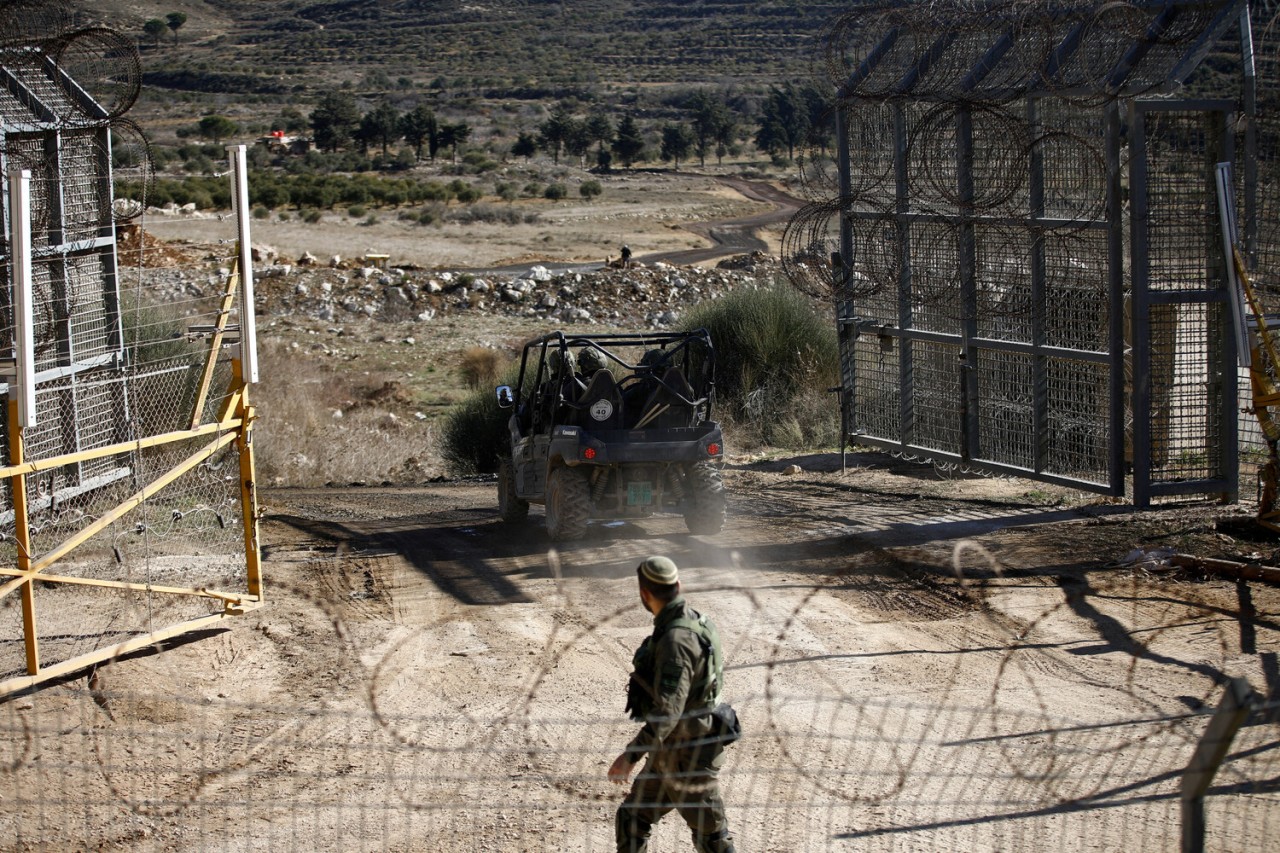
[822, 0, 1263, 504]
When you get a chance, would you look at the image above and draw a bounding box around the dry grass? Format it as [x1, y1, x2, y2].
[253, 341, 445, 486]
[458, 346, 505, 391]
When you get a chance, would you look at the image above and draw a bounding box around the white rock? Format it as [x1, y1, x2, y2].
[320, 281, 332, 293]
[524, 265, 553, 282]
[417, 309, 436, 321]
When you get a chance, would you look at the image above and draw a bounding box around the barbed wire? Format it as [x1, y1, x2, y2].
[2, 537, 1277, 849]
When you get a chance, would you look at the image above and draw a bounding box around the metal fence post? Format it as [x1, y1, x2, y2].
[1181, 676, 1254, 853]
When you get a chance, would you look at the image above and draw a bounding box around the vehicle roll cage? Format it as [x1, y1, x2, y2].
[513, 329, 717, 424]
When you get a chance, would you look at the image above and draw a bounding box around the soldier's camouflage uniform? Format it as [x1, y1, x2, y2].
[617, 595, 735, 853]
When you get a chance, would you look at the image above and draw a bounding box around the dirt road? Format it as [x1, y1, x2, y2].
[7, 451, 1279, 850]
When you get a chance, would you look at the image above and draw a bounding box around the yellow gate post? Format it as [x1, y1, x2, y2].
[7, 397, 38, 675]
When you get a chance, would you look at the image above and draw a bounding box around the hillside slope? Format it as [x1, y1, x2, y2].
[76, 0, 843, 96]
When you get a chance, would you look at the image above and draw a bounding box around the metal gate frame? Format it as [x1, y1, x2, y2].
[835, 99, 1128, 495]
[0, 147, 263, 696]
[1128, 99, 1240, 507]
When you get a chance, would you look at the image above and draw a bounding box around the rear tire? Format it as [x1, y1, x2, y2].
[683, 462, 726, 535]
[546, 466, 591, 541]
[498, 458, 529, 523]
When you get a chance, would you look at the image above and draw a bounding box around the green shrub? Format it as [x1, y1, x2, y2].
[440, 364, 520, 475]
[543, 183, 568, 200]
[579, 180, 603, 200]
[682, 280, 840, 449]
[347, 204, 367, 218]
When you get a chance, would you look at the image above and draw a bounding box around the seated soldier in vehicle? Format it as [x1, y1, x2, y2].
[623, 348, 670, 427]
[578, 346, 608, 380]
[533, 348, 578, 430]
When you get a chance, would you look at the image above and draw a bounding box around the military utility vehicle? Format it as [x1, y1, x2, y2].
[495, 330, 726, 541]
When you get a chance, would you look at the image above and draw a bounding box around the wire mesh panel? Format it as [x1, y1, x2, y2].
[806, 1, 1270, 498]
[1130, 103, 1237, 503]
[833, 95, 1121, 489]
[1, 24, 259, 693]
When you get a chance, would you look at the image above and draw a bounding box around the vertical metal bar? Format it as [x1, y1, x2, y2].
[1129, 104, 1153, 508]
[1180, 676, 1253, 853]
[1105, 102, 1127, 498]
[227, 145, 258, 384]
[45, 129, 64, 248]
[9, 168, 35, 428]
[835, 102, 855, 449]
[1216, 162, 1249, 369]
[894, 102, 914, 449]
[8, 169, 39, 673]
[101, 124, 124, 353]
[1211, 117, 1239, 503]
[1027, 98, 1048, 475]
[956, 104, 979, 462]
[1239, 6, 1258, 263]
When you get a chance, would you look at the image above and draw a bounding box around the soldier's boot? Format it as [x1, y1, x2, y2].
[615, 812, 653, 853]
[693, 828, 735, 853]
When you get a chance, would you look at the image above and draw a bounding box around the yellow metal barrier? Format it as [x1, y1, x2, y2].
[0, 265, 263, 697]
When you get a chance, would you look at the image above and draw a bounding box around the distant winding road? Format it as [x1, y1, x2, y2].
[640, 174, 805, 267]
[482, 174, 805, 275]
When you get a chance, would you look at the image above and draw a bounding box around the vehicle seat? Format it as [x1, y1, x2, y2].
[573, 368, 624, 430]
[633, 367, 696, 429]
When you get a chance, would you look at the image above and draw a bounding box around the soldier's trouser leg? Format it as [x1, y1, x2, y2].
[616, 771, 672, 853]
[675, 773, 732, 853]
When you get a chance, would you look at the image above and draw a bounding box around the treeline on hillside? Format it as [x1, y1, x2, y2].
[135, 82, 833, 212]
[124, 160, 585, 221]
[300, 83, 830, 168]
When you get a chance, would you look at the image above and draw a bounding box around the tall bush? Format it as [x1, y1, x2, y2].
[682, 280, 840, 449]
[440, 363, 523, 475]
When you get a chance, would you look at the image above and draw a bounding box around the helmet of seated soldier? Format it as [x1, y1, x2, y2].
[578, 347, 606, 375]
[639, 348, 669, 370]
[548, 348, 575, 375]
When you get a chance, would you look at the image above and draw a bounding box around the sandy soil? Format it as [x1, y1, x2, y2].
[6, 449, 1279, 851]
[4, 169, 1278, 850]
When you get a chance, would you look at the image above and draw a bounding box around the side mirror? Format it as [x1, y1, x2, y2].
[496, 385, 514, 408]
